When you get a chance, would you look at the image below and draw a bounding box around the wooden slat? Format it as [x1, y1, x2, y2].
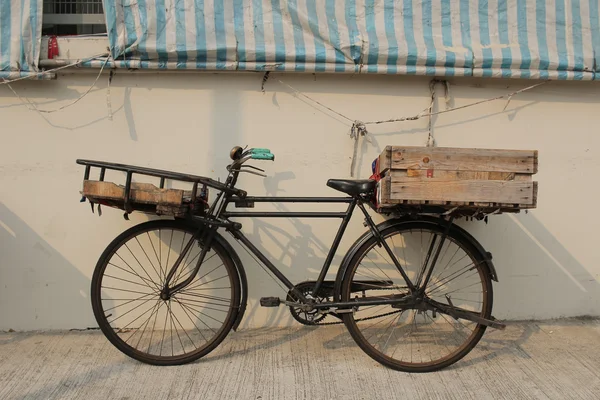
[156, 204, 188, 217]
[378, 146, 393, 174]
[386, 146, 538, 174]
[387, 179, 536, 205]
[397, 170, 520, 181]
[83, 181, 184, 206]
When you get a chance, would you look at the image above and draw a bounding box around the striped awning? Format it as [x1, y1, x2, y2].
[100, 0, 600, 80]
[0, 0, 46, 80]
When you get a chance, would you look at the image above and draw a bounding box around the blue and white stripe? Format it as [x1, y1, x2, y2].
[0, 0, 44, 79]
[100, 0, 600, 79]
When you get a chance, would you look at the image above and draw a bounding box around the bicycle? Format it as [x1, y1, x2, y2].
[78, 146, 505, 373]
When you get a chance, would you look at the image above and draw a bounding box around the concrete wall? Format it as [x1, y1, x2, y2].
[0, 72, 599, 330]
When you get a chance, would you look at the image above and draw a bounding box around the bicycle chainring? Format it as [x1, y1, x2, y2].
[286, 282, 331, 326]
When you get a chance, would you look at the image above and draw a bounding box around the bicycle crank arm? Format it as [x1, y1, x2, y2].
[426, 299, 506, 330]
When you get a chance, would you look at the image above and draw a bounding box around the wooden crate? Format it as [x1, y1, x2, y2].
[376, 146, 538, 212]
[82, 180, 203, 217]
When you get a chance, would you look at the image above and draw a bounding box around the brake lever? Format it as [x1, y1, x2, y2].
[240, 165, 265, 172]
[231, 169, 267, 178]
[241, 147, 252, 158]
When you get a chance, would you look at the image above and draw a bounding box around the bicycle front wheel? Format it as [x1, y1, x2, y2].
[91, 219, 241, 365]
[341, 220, 493, 372]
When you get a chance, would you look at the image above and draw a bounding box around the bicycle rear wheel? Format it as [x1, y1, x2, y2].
[91, 219, 241, 365]
[341, 221, 493, 372]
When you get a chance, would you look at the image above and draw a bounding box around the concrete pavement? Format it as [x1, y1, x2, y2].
[1, 318, 599, 400]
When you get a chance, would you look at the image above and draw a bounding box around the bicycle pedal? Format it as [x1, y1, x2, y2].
[259, 297, 281, 307]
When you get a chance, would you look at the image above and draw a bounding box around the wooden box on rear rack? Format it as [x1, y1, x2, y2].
[81, 181, 207, 217]
[375, 146, 538, 214]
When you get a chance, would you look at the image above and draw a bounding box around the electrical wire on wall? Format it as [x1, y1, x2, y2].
[272, 77, 547, 176]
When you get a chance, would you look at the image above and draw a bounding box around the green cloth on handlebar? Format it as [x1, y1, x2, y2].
[251, 153, 275, 161]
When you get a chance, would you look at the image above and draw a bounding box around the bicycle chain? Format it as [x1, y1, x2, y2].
[313, 309, 404, 326]
[288, 284, 406, 326]
[306, 288, 406, 326]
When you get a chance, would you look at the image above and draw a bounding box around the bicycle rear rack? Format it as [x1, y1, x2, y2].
[76, 159, 245, 217]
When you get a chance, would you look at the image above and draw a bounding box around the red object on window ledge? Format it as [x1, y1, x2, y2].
[48, 36, 59, 59]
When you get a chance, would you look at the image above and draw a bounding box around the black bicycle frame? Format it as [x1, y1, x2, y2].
[224, 196, 357, 301]
[160, 165, 420, 308]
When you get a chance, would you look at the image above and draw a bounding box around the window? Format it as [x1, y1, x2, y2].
[42, 0, 106, 36]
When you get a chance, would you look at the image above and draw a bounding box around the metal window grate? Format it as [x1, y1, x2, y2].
[43, 0, 105, 25]
[43, 0, 103, 14]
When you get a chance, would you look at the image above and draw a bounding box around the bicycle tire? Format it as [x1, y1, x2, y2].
[91, 219, 241, 365]
[341, 220, 493, 372]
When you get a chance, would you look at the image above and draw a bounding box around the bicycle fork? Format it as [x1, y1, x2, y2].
[160, 226, 216, 300]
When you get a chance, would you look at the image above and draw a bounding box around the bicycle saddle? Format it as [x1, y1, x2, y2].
[326, 179, 376, 195]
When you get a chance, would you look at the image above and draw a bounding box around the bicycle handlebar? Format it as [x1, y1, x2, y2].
[229, 146, 275, 166]
[251, 148, 271, 154]
[251, 152, 275, 161]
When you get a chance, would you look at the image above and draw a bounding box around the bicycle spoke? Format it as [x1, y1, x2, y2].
[366, 251, 397, 288]
[123, 244, 161, 291]
[104, 292, 157, 312]
[103, 273, 158, 290]
[353, 267, 395, 287]
[397, 311, 419, 363]
[364, 313, 401, 342]
[177, 301, 217, 335]
[158, 229, 163, 280]
[174, 299, 226, 326]
[179, 262, 225, 292]
[173, 296, 231, 315]
[112, 301, 160, 335]
[174, 294, 232, 310]
[426, 267, 480, 296]
[170, 302, 198, 352]
[441, 297, 482, 304]
[431, 252, 471, 285]
[427, 258, 486, 292]
[164, 230, 174, 282]
[167, 301, 180, 356]
[102, 286, 157, 296]
[147, 232, 163, 282]
[416, 232, 437, 287]
[147, 298, 162, 354]
[132, 300, 163, 349]
[187, 286, 231, 291]
[108, 296, 157, 325]
[379, 311, 403, 354]
[135, 236, 161, 285]
[419, 239, 452, 289]
[173, 246, 196, 287]
[159, 305, 169, 356]
[173, 292, 232, 304]
[182, 274, 229, 291]
[121, 301, 159, 344]
[179, 251, 218, 281]
[172, 233, 191, 286]
[438, 313, 472, 346]
[108, 262, 157, 290]
[172, 297, 209, 344]
[430, 280, 482, 298]
[389, 312, 418, 361]
[400, 232, 409, 280]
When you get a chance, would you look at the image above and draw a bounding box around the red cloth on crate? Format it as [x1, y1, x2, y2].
[369, 157, 381, 208]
